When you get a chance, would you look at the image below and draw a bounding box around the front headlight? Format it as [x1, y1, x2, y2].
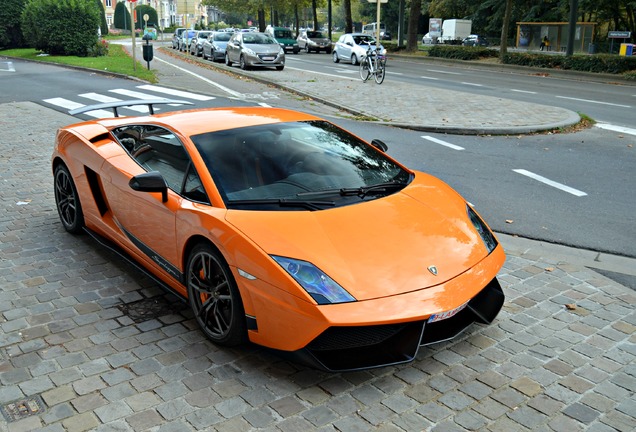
[271, 256, 356, 305]
[243, 47, 255, 56]
[467, 205, 498, 254]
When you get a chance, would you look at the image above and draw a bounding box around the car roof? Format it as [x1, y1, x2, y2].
[94, 107, 321, 136]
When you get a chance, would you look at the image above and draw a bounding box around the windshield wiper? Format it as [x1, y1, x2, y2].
[297, 181, 409, 199]
[228, 198, 335, 211]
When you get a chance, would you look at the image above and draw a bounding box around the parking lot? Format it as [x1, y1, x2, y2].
[0, 101, 634, 432]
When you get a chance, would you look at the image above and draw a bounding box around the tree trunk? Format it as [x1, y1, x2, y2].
[406, 0, 421, 52]
[312, 0, 318, 30]
[344, 0, 353, 33]
[499, 0, 513, 61]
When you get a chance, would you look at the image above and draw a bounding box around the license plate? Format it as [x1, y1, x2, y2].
[262, 56, 274, 61]
[428, 302, 468, 323]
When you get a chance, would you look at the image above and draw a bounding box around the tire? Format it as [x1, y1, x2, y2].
[332, 50, 339, 63]
[276, 65, 284, 71]
[186, 243, 246, 346]
[225, 52, 233, 67]
[359, 59, 370, 81]
[304, 45, 310, 53]
[54, 164, 84, 234]
[374, 61, 386, 84]
[239, 55, 248, 70]
[351, 54, 358, 66]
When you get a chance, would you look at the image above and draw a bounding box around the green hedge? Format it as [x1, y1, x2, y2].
[428, 45, 498, 61]
[502, 52, 636, 74]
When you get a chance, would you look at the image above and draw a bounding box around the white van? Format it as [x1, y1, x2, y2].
[362, 22, 390, 40]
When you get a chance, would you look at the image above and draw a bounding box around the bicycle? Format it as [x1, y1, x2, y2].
[359, 45, 386, 84]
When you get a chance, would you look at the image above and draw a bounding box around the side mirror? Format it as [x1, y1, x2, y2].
[371, 139, 388, 152]
[129, 171, 168, 202]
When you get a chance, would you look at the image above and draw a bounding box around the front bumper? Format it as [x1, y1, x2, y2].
[292, 277, 505, 371]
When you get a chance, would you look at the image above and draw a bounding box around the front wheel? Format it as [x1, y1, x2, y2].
[239, 55, 248, 70]
[332, 50, 339, 63]
[359, 59, 371, 81]
[351, 54, 359, 65]
[186, 243, 246, 346]
[374, 60, 386, 84]
[225, 52, 233, 67]
[54, 164, 85, 234]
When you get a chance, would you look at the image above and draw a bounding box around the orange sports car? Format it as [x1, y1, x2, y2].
[52, 100, 505, 371]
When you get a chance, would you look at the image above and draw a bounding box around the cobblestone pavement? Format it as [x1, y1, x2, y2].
[0, 87, 635, 431]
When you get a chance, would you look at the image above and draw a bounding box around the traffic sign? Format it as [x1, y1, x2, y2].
[608, 31, 631, 39]
[367, 0, 388, 3]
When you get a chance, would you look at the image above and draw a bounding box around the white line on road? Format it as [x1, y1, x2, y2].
[555, 95, 631, 108]
[137, 84, 216, 101]
[511, 89, 537, 94]
[289, 66, 358, 79]
[513, 169, 587, 197]
[427, 69, 461, 75]
[594, 123, 636, 137]
[461, 82, 483, 87]
[0, 62, 15, 72]
[420, 76, 440, 80]
[151, 57, 242, 98]
[109, 88, 185, 107]
[421, 135, 465, 150]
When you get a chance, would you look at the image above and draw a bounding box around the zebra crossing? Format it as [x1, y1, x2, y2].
[42, 84, 215, 118]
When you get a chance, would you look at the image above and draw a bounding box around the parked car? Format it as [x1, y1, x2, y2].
[225, 31, 285, 70]
[422, 32, 435, 45]
[265, 26, 300, 54]
[190, 30, 213, 56]
[462, 34, 490, 47]
[171, 28, 186, 49]
[179, 29, 197, 52]
[332, 33, 385, 65]
[53, 99, 505, 371]
[297, 29, 332, 53]
[202, 31, 232, 62]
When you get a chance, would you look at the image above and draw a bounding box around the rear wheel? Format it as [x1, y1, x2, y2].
[54, 164, 84, 234]
[374, 60, 386, 84]
[186, 243, 246, 346]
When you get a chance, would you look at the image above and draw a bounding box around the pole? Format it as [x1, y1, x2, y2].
[566, 0, 578, 56]
[375, 0, 381, 46]
[130, 1, 136, 71]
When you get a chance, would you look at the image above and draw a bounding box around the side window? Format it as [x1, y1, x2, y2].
[113, 125, 208, 203]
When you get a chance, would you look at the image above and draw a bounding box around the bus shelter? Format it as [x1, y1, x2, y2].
[516, 22, 596, 53]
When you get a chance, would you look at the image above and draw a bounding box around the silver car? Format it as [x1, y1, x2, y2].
[332, 33, 385, 65]
[297, 30, 332, 53]
[190, 30, 213, 56]
[225, 32, 285, 71]
[202, 31, 232, 62]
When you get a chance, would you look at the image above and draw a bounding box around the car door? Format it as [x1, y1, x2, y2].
[227, 33, 240, 62]
[103, 125, 201, 280]
[340, 35, 354, 59]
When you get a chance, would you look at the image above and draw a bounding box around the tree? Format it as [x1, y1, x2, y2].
[96, 0, 109, 35]
[114, 1, 131, 30]
[134, 4, 159, 30]
[406, 0, 422, 51]
[0, 0, 26, 49]
[21, 0, 100, 56]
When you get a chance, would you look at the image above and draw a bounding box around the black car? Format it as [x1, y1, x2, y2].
[462, 35, 489, 47]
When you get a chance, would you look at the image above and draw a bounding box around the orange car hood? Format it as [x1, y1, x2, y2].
[226, 179, 490, 301]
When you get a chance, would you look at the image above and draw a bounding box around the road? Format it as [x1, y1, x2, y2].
[1, 51, 635, 258]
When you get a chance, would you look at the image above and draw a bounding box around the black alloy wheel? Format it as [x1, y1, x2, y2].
[186, 243, 246, 346]
[54, 164, 84, 234]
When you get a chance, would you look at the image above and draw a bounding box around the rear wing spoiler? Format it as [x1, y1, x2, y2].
[68, 99, 194, 117]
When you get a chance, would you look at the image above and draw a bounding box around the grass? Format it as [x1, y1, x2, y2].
[0, 44, 157, 83]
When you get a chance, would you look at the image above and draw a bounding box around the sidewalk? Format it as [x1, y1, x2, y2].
[0, 54, 634, 432]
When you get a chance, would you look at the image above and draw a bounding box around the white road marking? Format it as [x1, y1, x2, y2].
[78, 93, 150, 113]
[153, 56, 242, 98]
[108, 88, 187, 107]
[594, 123, 636, 137]
[461, 82, 483, 87]
[555, 95, 631, 108]
[137, 84, 216, 101]
[511, 89, 537, 94]
[42, 98, 114, 118]
[427, 69, 461, 75]
[513, 169, 587, 197]
[0, 62, 15, 72]
[421, 135, 465, 151]
[289, 65, 358, 79]
[420, 76, 440, 81]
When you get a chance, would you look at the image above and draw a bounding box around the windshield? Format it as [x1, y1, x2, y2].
[214, 32, 232, 41]
[353, 35, 377, 45]
[191, 121, 411, 210]
[307, 31, 324, 38]
[243, 33, 277, 44]
[275, 30, 293, 39]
